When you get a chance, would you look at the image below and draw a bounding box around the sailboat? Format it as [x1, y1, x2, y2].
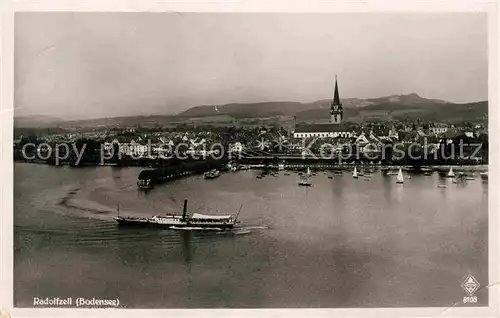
[352, 167, 358, 179]
[307, 167, 312, 177]
[446, 167, 455, 178]
[396, 168, 404, 184]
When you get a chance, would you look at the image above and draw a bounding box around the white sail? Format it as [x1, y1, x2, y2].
[396, 168, 404, 183]
[307, 167, 311, 176]
[353, 167, 358, 178]
[447, 167, 455, 177]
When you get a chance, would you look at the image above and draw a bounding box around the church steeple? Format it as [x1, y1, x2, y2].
[333, 75, 341, 106]
[330, 75, 343, 124]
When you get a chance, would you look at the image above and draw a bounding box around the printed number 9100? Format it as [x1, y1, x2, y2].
[463, 296, 478, 303]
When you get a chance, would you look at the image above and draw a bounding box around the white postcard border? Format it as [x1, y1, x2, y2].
[1, 1, 499, 318]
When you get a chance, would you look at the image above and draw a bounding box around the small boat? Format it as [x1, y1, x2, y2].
[334, 170, 343, 176]
[466, 177, 475, 181]
[421, 167, 432, 172]
[284, 172, 291, 176]
[364, 177, 371, 181]
[137, 178, 154, 190]
[352, 167, 359, 179]
[298, 174, 312, 186]
[480, 171, 488, 180]
[298, 180, 312, 187]
[328, 175, 333, 179]
[307, 167, 312, 177]
[437, 184, 448, 188]
[204, 169, 221, 179]
[386, 170, 399, 176]
[256, 175, 263, 179]
[452, 178, 458, 184]
[424, 171, 432, 176]
[396, 168, 404, 184]
[446, 167, 455, 178]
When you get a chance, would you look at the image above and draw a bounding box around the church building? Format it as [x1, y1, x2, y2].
[293, 76, 352, 139]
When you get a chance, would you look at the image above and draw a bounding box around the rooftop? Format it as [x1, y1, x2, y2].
[294, 123, 350, 133]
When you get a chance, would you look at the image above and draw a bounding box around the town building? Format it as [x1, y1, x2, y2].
[293, 76, 352, 139]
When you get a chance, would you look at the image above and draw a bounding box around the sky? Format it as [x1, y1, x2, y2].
[14, 12, 487, 120]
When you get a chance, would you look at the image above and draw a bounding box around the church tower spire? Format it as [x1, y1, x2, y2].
[330, 75, 343, 124]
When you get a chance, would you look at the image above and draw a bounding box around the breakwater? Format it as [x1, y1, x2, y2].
[137, 158, 226, 188]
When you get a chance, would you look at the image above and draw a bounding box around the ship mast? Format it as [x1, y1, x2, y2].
[182, 199, 188, 221]
[234, 204, 243, 223]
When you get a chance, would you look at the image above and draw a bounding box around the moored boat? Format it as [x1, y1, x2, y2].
[204, 169, 221, 179]
[298, 172, 312, 186]
[480, 171, 488, 181]
[352, 167, 358, 179]
[298, 179, 312, 186]
[137, 178, 154, 190]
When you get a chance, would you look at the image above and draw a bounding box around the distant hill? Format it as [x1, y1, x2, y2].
[179, 93, 486, 123]
[179, 102, 308, 118]
[366, 92, 449, 105]
[178, 98, 374, 119]
[54, 115, 179, 128]
[14, 115, 64, 127]
[14, 93, 487, 128]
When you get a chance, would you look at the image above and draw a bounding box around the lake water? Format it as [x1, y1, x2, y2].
[14, 163, 488, 308]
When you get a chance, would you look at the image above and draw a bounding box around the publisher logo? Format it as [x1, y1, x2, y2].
[461, 274, 480, 296]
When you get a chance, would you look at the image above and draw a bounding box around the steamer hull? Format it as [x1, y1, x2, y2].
[113, 199, 239, 230]
[113, 216, 235, 229]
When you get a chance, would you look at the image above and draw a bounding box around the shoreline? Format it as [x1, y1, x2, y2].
[15, 160, 488, 172]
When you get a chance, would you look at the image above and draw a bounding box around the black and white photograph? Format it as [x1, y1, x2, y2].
[2, 4, 499, 316]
